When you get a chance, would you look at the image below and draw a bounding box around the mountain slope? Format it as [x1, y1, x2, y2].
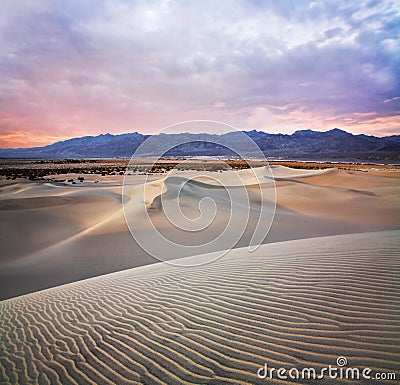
[0, 129, 399, 161]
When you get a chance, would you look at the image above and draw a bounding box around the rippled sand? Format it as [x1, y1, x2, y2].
[0, 231, 399, 384]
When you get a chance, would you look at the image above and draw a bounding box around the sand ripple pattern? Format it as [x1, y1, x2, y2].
[1, 231, 399, 385]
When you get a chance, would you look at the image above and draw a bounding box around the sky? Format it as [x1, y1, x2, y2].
[0, 0, 399, 148]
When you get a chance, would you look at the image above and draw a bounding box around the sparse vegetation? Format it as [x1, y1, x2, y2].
[0, 159, 398, 182]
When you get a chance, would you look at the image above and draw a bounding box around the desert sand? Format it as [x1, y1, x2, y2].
[0, 164, 399, 384]
[0, 231, 399, 384]
[0, 165, 399, 299]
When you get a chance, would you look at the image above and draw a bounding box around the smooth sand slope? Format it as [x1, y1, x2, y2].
[0, 231, 399, 385]
[0, 166, 399, 299]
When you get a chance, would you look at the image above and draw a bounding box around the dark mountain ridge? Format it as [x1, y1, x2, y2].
[0, 128, 399, 162]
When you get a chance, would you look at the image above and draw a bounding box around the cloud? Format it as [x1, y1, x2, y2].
[0, 0, 399, 147]
[384, 96, 400, 103]
[0, 131, 72, 148]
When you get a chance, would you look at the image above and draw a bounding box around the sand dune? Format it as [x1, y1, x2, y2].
[0, 231, 398, 384]
[0, 166, 399, 299]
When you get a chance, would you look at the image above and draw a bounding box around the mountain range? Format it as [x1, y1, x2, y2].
[0, 129, 399, 162]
